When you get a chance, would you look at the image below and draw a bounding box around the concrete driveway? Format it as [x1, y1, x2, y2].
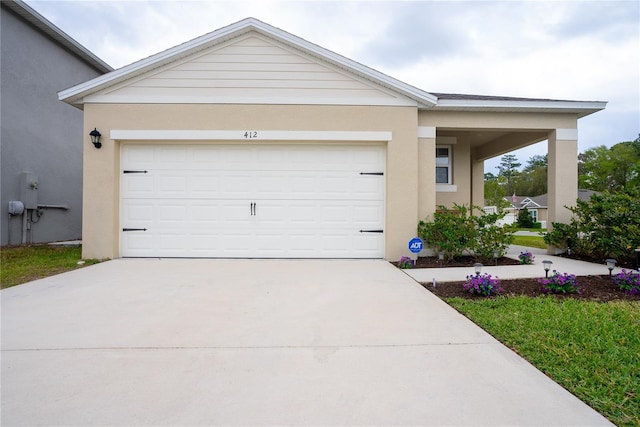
[1, 259, 611, 426]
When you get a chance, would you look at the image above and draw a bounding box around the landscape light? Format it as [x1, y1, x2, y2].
[542, 260, 553, 278]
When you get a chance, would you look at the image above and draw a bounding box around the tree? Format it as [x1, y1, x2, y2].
[484, 176, 510, 211]
[497, 154, 521, 196]
[517, 207, 534, 228]
[579, 141, 640, 192]
[515, 154, 547, 196]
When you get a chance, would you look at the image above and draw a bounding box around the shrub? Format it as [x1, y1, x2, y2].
[544, 189, 640, 265]
[396, 256, 414, 269]
[531, 222, 542, 229]
[418, 204, 513, 262]
[463, 273, 503, 297]
[539, 271, 581, 294]
[418, 205, 474, 261]
[517, 207, 535, 228]
[519, 251, 535, 265]
[613, 269, 640, 294]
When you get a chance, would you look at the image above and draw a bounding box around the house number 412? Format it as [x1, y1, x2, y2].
[243, 131, 258, 139]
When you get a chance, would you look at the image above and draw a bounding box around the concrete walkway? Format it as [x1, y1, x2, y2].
[406, 244, 623, 283]
[1, 259, 612, 426]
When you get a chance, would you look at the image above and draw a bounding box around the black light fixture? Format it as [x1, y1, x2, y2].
[605, 259, 617, 276]
[438, 251, 444, 268]
[474, 263, 483, 276]
[89, 128, 102, 149]
[493, 249, 499, 266]
[542, 260, 553, 278]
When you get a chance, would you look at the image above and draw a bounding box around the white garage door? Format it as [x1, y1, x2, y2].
[120, 144, 385, 258]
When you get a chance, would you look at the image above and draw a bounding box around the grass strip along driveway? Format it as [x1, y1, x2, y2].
[448, 296, 639, 427]
[0, 245, 100, 289]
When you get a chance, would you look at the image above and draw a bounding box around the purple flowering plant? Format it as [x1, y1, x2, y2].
[397, 256, 414, 269]
[538, 270, 581, 294]
[463, 273, 503, 297]
[613, 269, 640, 294]
[518, 250, 535, 265]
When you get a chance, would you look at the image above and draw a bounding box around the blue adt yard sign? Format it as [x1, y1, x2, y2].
[408, 237, 423, 254]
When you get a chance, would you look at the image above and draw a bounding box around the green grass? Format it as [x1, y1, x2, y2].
[1, 245, 101, 289]
[516, 227, 547, 233]
[512, 234, 547, 249]
[447, 296, 640, 426]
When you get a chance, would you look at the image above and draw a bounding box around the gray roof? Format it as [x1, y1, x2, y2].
[431, 92, 602, 104]
[2, 0, 113, 73]
[501, 189, 599, 209]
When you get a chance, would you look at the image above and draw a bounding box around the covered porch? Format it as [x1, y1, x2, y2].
[417, 96, 606, 253]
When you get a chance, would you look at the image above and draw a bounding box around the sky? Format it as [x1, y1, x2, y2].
[26, 0, 640, 173]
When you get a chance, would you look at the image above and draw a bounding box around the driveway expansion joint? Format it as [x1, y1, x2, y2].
[2, 342, 495, 352]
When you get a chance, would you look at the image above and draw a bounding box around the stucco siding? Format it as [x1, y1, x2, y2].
[0, 5, 106, 245]
[81, 104, 419, 260]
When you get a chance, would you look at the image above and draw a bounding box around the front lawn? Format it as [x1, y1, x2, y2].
[447, 296, 640, 427]
[512, 234, 546, 249]
[1, 245, 101, 289]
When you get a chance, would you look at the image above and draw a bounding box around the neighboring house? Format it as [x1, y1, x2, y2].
[0, 0, 112, 246]
[59, 18, 606, 260]
[486, 189, 600, 228]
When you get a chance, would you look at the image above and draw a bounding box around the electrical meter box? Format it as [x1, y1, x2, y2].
[20, 172, 38, 209]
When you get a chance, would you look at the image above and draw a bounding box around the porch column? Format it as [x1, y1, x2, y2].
[547, 128, 578, 254]
[471, 157, 485, 210]
[418, 127, 436, 221]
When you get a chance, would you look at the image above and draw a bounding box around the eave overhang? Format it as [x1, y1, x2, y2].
[58, 17, 438, 109]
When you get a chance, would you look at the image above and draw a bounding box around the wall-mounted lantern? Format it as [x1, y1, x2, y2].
[89, 128, 102, 149]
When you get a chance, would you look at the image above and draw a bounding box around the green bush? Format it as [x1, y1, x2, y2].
[531, 222, 542, 229]
[418, 204, 514, 262]
[517, 207, 535, 228]
[544, 189, 640, 264]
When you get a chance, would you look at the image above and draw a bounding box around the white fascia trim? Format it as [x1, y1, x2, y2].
[59, 18, 438, 107]
[434, 99, 607, 113]
[436, 184, 458, 193]
[417, 126, 436, 138]
[555, 128, 578, 140]
[110, 130, 392, 142]
[81, 95, 417, 107]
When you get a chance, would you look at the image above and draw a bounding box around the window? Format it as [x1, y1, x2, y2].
[436, 146, 451, 184]
[529, 209, 538, 222]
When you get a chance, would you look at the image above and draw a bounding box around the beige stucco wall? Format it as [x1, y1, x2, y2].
[420, 110, 579, 216]
[419, 111, 578, 130]
[435, 138, 471, 208]
[82, 104, 419, 260]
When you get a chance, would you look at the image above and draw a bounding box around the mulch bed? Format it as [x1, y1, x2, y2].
[414, 256, 521, 268]
[422, 275, 640, 302]
[400, 256, 639, 302]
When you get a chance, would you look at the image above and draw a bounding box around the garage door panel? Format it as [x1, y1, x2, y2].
[121, 143, 384, 258]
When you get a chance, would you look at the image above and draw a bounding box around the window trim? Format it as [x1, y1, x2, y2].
[435, 145, 452, 185]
